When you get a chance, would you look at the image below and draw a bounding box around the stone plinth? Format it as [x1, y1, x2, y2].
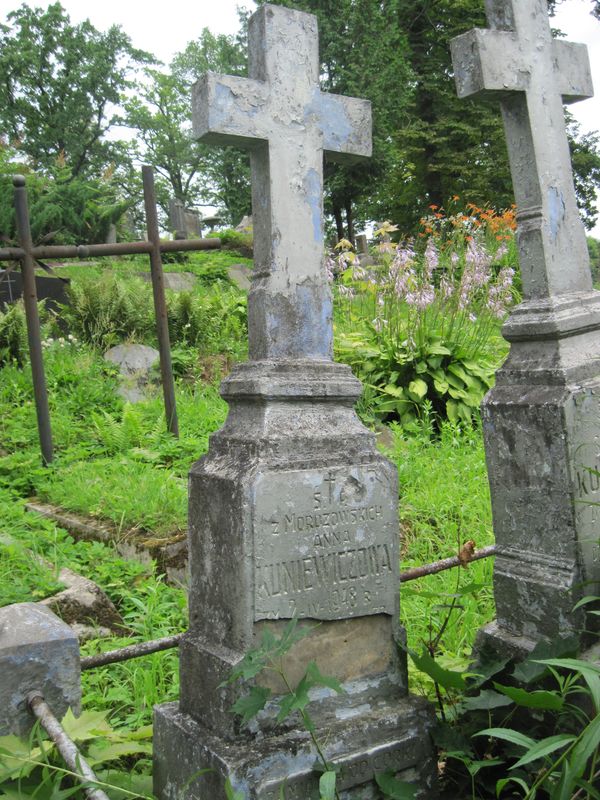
[154, 361, 436, 797]
[0, 603, 80, 736]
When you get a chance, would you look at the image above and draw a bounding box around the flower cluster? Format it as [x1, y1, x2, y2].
[41, 334, 79, 349]
[329, 203, 518, 367]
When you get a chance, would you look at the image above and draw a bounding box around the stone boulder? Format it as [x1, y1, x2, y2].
[40, 567, 126, 642]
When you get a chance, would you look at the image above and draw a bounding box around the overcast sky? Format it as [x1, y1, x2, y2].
[1, 0, 599, 227]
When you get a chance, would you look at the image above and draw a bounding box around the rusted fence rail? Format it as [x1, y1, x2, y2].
[27, 692, 110, 800]
[1, 169, 222, 463]
[80, 545, 497, 671]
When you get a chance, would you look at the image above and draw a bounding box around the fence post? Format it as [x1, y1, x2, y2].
[13, 175, 53, 465]
[142, 166, 179, 437]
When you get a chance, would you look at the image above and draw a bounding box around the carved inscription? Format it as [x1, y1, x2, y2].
[254, 467, 397, 620]
[573, 438, 600, 584]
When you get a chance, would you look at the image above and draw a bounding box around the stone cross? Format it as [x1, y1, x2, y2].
[451, 0, 594, 299]
[154, 6, 436, 799]
[192, 4, 371, 359]
[451, 1, 600, 662]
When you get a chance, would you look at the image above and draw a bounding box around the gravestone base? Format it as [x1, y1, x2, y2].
[477, 293, 600, 661]
[155, 359, 437, 797]
[154, 695, 436, 800]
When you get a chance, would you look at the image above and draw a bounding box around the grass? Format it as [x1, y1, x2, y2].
[41, 249, 252, 283]
[0, 343, 226, 535]
[386, 421, 495, 690]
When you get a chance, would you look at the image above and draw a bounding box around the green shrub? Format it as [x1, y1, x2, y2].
[168, 286, 247, 357]
[60, 273, 155, 349]
[0, 300, 28, 366]
[209, 227, 253, 258]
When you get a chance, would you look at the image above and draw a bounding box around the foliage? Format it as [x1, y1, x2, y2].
[210, 228, 253, 258]
[124, 68, 207, 215]
[335, 207, 516, 429]
[127, 26, 253, 227]
[0, 709, 154, 799]
[0, 2, 151, 179]
[257, 0, 415, 240]
[58, 271, 247, 356]
[0, 147, 130, 246]
[416, 636, 600, 799]
[60, 274, 155, 350]
[0, 299, 28, 366]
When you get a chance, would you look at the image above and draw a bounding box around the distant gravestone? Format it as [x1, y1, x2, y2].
[154, 5, 435, 800]
[0, 270, 70, 311]
[452, 0, 600, 659]
[139, 271, 197, 292]
[104, 343, 160, 403]
[235, 214, 252, 233]
[356, 233, 368, 254]
[226, 263, 252, 290]
[168, 198, 203, 240]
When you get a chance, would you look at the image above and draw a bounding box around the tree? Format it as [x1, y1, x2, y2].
[0, 2, 151, 178]
[124, 69, 207, 213]
[169, 28, 252, 226]
[256, 0, 415, 240]
[0, 140, 129, 245]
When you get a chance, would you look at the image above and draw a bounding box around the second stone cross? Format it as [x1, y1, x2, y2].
[154, 4, 436, 799]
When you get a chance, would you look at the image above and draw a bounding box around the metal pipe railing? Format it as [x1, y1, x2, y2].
[27, 692, 110, 800]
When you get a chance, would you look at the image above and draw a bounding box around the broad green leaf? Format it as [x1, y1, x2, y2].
[61, 709, 113, 741]
[496, 776, 530, 797]
[305, 661, 344, 694]
[426, 343, 451, 356]
[408, 649, 466, 690]
[473, 727, 536, 749]
[569, 712, 600, 779]
[231, 686, 271, 725]
[0, 737, 45, 780]
[383, 384, 405, 398]
[461, 690, 514, 711]
[446, 399, 459, 424]
[319, 771, 337, 800]
[408, 378, 428, 400]
[375, 771, 417, 799]
[493, 683, 564, 711]
[510, 734, 575, 770]
[534, 658, 600, 712]
[86, 739, 153, 767]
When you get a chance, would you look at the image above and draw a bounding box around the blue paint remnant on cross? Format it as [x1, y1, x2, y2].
[191, 3, 371, 360]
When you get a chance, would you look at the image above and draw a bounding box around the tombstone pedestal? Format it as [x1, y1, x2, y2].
[154, 360, 436, 798]
[477, 292, 600, 661]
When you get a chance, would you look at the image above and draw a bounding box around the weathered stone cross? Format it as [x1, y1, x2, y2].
[451, 0, 594, 299]
[192, 4, 371, 360]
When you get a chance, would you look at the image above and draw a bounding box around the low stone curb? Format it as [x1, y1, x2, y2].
[25, 502, 189, 588]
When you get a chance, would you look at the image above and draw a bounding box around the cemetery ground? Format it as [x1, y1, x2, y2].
[1, 220, 595, 798]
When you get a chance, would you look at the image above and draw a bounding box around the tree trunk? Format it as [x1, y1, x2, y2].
[333, 203, 345, 242]
[345, 199, 355, 245]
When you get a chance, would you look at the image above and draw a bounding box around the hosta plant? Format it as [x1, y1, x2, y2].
[333, 209, 517, 429]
